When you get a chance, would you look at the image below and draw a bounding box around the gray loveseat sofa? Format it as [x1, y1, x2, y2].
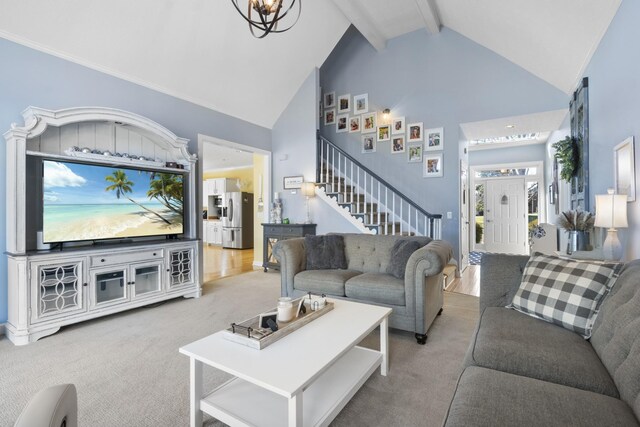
[443, 254, 640, 426]
[273, 233, 453, 344]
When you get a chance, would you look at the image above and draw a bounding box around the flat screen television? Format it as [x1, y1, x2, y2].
[42, 159, 185, 243]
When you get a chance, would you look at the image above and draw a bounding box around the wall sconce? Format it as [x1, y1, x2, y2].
[382, 108, 391, 123]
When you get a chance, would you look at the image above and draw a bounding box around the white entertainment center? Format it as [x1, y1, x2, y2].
[4, 107, 201, 345]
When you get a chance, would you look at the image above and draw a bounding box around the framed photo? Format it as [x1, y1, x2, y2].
[349, 116, 361, 133]
[361, 113, 376, 134]
[407, 122, 423, 142]
[336, 114, 348, 133]
[353, 93, 369, 115]
[338, 94, 351, 113]
[425, 127, 444, 151]
[324, 109, 335, 126]
[407, 144, 423, 163]
[391, 136, 405, 154]
[362, 135, 376, 154]
[283, 176, 304, 189]
[392, 117, 405, 135]
[424, 154, 443, 178]
[324, 91, 335, 108]
[614, 136, 636, 202]
[377, 125, 391, 142]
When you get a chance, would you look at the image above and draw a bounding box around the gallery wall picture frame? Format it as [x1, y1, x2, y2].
[392, 117, 405, 135]
[424, 153, 443, 178]
[361, 113, 376, 134]
[283, 176, 304, 190]
[407, 144, 423, 163]
[324, 91, 336, 108]
[407, 122, 423, 142]
[362, 135, 376, 154]
[338, 94, 351, 113]
[425, 127, 444, 151]
[353, 93, 369, 115]
[614, 136, 636, 202]
[349, 116, 361, 133]
[391, 136, 405, 154]
[324, 109, 336, 126]
[336, 114, 348, 133]
[377, 125, 391, 142]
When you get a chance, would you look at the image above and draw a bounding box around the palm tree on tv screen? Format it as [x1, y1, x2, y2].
[105, 170, 171, 224]
[147, 173, 183, 215]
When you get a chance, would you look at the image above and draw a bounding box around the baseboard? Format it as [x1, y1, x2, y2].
[253, 261, 263, 269]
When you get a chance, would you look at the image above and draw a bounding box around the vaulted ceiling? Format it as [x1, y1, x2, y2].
[0, 0, 622, 129]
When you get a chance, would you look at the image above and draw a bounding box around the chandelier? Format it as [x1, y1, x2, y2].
[231, 0, 302, 38]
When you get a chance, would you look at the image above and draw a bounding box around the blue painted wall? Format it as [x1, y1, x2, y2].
[583, 0, 640, 260]
[271, 68, 359, 234]
[0, 38, 272, 323]
[320, 26, 568, 259]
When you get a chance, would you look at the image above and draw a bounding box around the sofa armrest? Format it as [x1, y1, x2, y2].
[405, 240, 453, 335]
[479, 253, 530, 312]
[273, 238, 306, 297]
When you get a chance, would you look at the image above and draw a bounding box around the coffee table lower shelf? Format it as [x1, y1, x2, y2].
[201, 346, 382, 427]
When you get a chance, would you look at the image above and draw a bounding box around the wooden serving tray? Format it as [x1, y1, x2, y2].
[223, 299, 334, 350]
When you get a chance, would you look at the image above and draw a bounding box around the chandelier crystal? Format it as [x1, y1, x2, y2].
[231, 0, 302, 39]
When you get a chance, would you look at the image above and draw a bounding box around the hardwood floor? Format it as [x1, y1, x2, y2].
[202, 244, 257, 285]
[447, 265, 480, 297]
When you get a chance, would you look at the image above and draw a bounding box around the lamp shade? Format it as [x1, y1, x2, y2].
[595, 189, 628, 229]
[301, 182, 316, 197]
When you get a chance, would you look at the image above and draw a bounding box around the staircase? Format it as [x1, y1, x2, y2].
[316, 135, 442, 238]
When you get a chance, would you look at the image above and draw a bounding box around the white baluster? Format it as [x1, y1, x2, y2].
[392, 195, 395, 236]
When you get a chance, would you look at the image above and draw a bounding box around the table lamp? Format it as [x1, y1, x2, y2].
[301, 182, 316, 224]
[595, 188, 628, 260]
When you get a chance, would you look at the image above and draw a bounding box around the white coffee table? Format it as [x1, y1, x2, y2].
[179, 299, 391, 427]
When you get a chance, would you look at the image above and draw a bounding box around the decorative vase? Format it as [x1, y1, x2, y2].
[567, 231, 589, 254]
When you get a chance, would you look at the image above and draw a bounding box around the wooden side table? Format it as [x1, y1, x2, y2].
[262, 223, 317, 272]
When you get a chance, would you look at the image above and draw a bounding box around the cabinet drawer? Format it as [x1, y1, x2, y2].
[280, 226, 304, 237]
[90, 249, 164, 267]
[264, 226, 283, 236]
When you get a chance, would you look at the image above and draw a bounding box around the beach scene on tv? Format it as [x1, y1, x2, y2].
[43, 160, 184, 243]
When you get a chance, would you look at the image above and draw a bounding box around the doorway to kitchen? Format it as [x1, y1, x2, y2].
[197, 135, 271, 285]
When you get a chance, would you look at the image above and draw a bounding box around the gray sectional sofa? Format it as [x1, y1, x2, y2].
[273, 234, 453, 344]
[443, 253, 640, 426]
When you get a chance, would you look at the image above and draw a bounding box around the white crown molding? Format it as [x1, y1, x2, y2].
[0, 30, 271, 129]
[204, 164, 254, 173]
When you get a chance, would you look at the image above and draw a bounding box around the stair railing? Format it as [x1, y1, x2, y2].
[316, 134, 442, 239]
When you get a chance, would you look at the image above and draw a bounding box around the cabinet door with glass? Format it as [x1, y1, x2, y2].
[167, 247, 195, 291]
[30, 258, 87, 324]
[130, 261, 163, 300]
[90, 267, 129, 309]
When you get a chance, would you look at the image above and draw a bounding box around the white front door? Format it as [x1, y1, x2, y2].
[460, 161, 470, 272]
[485, 178, 527, 254]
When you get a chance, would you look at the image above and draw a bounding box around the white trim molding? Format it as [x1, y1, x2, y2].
[315, 187, 375, 234]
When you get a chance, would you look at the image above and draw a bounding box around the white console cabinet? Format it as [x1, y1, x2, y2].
[7, 240, 199, 345]
[3, 107, 202, 345]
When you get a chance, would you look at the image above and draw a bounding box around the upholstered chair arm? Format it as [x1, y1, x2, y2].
[14, 383, 78, 427]
[405, 240, 453, 335]
[273, 238, 306, 297]
[479, 253, 530, 312]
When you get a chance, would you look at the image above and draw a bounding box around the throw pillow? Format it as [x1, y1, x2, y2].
[304, 235, 347, 270]
[509, 254, 623, 339]
[386, 239, 422, 279]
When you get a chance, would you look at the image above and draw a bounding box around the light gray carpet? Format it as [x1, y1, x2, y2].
[0, 270, 479, 426]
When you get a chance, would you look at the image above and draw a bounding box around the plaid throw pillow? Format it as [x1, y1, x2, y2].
[509, 254, 623, 338]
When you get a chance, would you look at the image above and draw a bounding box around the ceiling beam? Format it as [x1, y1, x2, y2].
[331, 0, 387, 52]
[414, 0, 441, 34]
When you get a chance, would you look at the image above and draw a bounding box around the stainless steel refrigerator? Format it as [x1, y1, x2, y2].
[222, 192, 254, 249]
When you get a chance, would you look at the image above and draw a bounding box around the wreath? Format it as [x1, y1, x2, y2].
[552, 136, 580, 182]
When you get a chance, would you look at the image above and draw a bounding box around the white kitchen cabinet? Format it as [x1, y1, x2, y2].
[205, 221, 222, 245]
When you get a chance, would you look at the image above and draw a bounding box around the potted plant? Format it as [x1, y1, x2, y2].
[552, 136, 580, 182]
[557, 210, 595, 253]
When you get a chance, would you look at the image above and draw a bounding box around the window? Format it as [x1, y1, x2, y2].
[527, 181, 539, 232]
[475, 184, 485, 245]
[474, 168, 537, 178]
